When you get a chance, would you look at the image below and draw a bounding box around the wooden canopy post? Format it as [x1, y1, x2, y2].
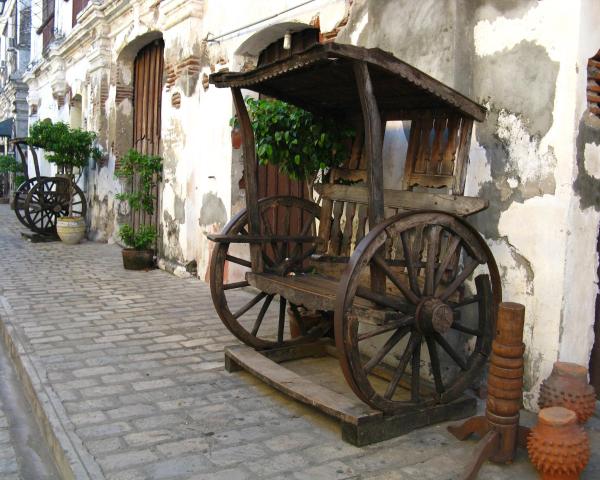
[231, 87, 263, 272]
[354, 61, 385, 293]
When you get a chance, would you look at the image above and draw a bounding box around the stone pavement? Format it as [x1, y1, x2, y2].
[0, 203, 598, 480]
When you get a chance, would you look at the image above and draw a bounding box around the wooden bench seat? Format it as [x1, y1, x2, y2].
[246, 272, 408, 325]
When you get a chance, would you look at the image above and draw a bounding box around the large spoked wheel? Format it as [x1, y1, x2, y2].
[210, 196, 329, 349]
[24, 177, 87, 235]
[14, 178, 44, 228]
[335, 212, 501, 414]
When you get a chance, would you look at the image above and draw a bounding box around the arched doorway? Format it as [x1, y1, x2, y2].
[131, 38, 164, 233]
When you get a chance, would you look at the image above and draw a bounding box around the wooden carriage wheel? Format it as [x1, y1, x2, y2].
[24, 177, 87, 235]
[334, 211, 501, 413]
[14, 178, 45, 229]
[210, 196, 330, 349]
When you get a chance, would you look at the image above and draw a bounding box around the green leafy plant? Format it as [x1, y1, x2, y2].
[28, 119, 102, 171]
[0, 154, 24, 194]
[0, 154, 23, 174]
[115, 149, 163, 250]
[243, 97, 354, 191]
[118, 224, 157, 250]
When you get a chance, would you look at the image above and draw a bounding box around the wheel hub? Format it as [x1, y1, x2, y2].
[415, 297, 453, 334]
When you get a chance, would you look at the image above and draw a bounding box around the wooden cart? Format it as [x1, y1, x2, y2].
[11, 138, 86, 235]
[208, 42, 501, 445]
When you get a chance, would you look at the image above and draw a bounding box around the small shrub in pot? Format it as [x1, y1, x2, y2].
[115, 149, 162, 270]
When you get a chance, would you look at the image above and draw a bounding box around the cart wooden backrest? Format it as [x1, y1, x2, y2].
[9, 138, 40, 180]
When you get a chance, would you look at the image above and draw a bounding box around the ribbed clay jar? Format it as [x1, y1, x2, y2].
[527, 407, 589, 480]
[538, 361, 596, 424]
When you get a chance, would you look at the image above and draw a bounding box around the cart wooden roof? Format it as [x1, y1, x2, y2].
[210, 42, 486, 122]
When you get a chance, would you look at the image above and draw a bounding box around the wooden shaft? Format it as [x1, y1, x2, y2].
[353, 61, 384, 227]
[353, 61, 385, 294]
[231, 87, 263, 272]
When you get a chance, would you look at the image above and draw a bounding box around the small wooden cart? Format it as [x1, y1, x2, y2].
[11, 138, 86, 235]
[208, 42, 501, 445]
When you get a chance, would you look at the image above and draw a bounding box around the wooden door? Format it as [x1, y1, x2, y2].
[590, 226, 600, 398]
[132, 39, 164, 232]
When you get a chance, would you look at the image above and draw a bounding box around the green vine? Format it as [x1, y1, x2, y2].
[243, 98, 354, 185]
[115, 149, 163, 250]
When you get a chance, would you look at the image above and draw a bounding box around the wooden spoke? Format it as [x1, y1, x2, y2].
[451, 322, 481, 336]
[289, 303, 307, 336]
[356, 286, 411, 313]
[357, 315, 414, 341]
[384, 332, 420, 399]
[363, 326, 411, 373]
[449, 295, 480, 309]
[281, 245, 317, 274]
[251, 294, 274, 336]
[225, 255, 252, 268]
[425, 335, 445, 394]
[223, 281, 249, 290]
[287, 218, 317, 265]
[260, 209, 280, 263]
[411, 335, 422, 402]
[400, 231, 421, 296]
[433, 332, 467, 370]
[372, 255, 420, 305]
[233, 292, 267, 319]
[439, 258, 479, 301]
[424, 226, 441, 296]
[277, 297, 286, 344]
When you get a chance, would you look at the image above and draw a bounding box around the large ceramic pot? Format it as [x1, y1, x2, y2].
[527, 407, 589, 480]
[122, 249, 154, 270]
[56, 216, 86, 244]
[538, 361, 596, 424]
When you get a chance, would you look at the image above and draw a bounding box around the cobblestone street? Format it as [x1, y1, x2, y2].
[0, 204, 598, 479]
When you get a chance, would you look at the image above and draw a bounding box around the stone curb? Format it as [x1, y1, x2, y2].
[0, 295, 105, 480]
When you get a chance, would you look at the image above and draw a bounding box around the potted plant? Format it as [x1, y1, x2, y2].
[28, 119, 101, 244]
[0, 154, 24, 206]
[230, 116, 242, 150]
[115, 149, 162, 270]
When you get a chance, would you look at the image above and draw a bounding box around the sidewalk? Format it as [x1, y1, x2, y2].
[0, 204, 597, 480]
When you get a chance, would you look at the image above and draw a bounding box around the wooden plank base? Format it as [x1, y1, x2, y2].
[224, 344, 477, 446]
[20, 232, 59, 243]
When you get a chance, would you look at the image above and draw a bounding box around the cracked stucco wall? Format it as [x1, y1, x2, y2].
[340, 0, 600, 408]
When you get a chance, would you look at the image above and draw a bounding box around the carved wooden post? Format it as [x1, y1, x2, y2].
[447, 302, 530, 480]
[231, 87, 263, 272]
[353, 61, 385, 293]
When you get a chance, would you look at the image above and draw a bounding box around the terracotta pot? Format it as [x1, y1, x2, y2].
[538, 361, 596, 424]
[122, 249, 154, 270]
[527, 407, 589, 480]
[56, 216, 86, 245]
[231, 126, 242, 150]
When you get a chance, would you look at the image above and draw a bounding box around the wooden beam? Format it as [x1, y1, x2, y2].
[354, 62, 385, 293]
[232, 87, 263, 272]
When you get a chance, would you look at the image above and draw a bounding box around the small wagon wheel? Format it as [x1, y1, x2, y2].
[210, 196, 328, 349]
[14, 178, 45, 229]
[334, 212, 501, 414]
[24, 177, 87, 235]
